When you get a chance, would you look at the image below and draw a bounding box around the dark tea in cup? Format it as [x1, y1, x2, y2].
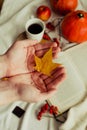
[25, 18, 45, 42]
[28, 23, 43, 34]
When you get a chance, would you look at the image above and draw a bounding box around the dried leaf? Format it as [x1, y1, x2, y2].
[34, 55, 42, 72]
[34, 48, 61, 76]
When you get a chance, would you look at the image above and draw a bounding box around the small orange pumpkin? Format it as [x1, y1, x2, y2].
[61, 10, 87, 43]
[50, 0, 78, 15]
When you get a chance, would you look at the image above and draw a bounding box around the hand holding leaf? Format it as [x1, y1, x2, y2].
[34, 48, 61, 76]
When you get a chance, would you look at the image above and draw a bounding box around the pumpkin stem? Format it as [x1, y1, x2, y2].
[77, 13, 84, 18]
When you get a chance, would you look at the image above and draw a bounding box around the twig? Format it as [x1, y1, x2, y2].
[0, 0, 4, 13]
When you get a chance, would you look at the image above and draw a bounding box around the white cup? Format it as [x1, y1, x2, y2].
[25, 18, 45, 42]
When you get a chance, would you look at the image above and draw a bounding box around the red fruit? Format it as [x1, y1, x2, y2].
[49, 108, 53, 114]
[49, 105, 58, 115]
[41, 105, 47, 113]
[44, 103, 49, 110]
[36, 5, 51, 21]
[49, 105, 54, 114]
[37, 114, 41, 120]
[46, 22, 55, 31]
[50, 0, 78, 15]
[37, 111, 43, 120]
[61, 10, 87, 43]
[43, 32, 51, 40]
[39, 111, 43, 116]
[37, 103, 59, 120]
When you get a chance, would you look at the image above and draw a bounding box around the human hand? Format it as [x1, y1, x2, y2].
[5, 39, 60, 77]
[12, 66, 66, 102]
[27, 40, 60, 71]
[5, 40, 37, 77]
[0, 66, 65, 105]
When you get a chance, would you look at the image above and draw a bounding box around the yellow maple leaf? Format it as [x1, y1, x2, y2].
[34, 48, 61, 76]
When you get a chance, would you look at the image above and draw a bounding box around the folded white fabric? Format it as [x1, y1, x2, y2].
[0, 0, 87, 130]
[0, 0, 47, 54]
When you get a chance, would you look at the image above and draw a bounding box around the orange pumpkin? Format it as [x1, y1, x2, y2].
[61, 10, 87, 43]
[50, 0, 78, 15]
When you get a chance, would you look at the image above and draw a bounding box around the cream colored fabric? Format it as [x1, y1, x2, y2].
[0, 0, 87, 130]
[59, 97, 87, 130]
